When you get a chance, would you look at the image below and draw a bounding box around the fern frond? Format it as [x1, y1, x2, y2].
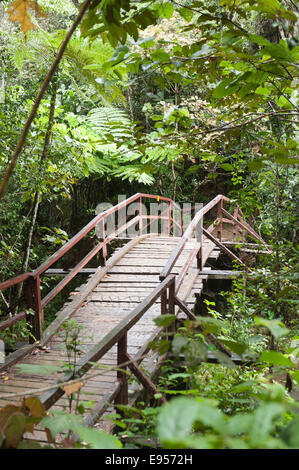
[85, 107, 132, 139]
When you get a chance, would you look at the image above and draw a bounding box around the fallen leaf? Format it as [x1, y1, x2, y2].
[63, 381, 84, 396]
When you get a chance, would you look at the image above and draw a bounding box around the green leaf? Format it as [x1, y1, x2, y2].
[212, 78, 240, 99]
[172, 336, 189, 355]
[151, 49, 169, 62]
[194, 400, 226, 433]
[263, 44, 293, 62]
[190, 45, 213, 59]
[248, 34, 272, 47]
[212, 351, 236, 369]
[195, 316, 223, 334]
[281, 418, 299, 448]
[185, 165, 200, 174]
[154, 314, 176, 327]
[17, 440, 42, 449]
[254, 317, 289, 339]
[255, 86, 271, 96]
[276, 95, 294, 109]
[157, 397, 226, 447]
[137, 36, 155, 49]
[16, 364, 61, 375]
[75, 426, 122, 449]
[159, 2, 174, 20]
[231, 380, 257, 394]
[293, 371, 299, 386]
[179, 7, 193, 22]
[274, 157, 299, 165]
[248, 159, 265, 171]
[40, 411, 83, 438]
[249, 403, 284, 445]
[216, 337, 248, 356]
[226, 414, 253, 435]
[5, 413, 27, 448]
[286, 139, 297, 150]
[259, 351, 295, 367]
[157, 398, 197, 442]
[220, 163, 234, 171]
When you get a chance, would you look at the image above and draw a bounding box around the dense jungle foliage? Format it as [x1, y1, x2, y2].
[0, 0, 298, 451]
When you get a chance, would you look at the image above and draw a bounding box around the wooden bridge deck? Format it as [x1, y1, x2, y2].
[0, 193, 269, 445]
[0, 235, 220, 443]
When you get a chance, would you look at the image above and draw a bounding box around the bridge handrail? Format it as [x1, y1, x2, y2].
[0, 193, 178, 337]
[40, 274, 176, 409]
[159, 194, 230, 281]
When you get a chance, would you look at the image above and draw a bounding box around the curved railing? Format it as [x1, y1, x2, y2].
[0, 193, 179, 339]
[0, 193, 269, 420]
[0, 192, 268, 341]
[160, 194, 229, 283]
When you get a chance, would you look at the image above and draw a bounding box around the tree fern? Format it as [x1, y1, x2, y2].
[6, 27, 126, 105]
[85, 106, 132, 139]
[48, 30, 126, 105]
[84, 106, 177, 184]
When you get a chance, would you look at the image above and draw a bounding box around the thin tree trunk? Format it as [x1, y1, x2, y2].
[14, 81, 58, 311]
[172, 83, 179, 201]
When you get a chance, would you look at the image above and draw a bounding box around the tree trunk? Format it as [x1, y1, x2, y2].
[14, 81, 58, 312]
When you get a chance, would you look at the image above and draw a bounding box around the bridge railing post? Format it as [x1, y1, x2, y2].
[139, 195, 143, 236]
[101, 219, 107, 264]
[168, 278, 175, 339]
[233, 206, 238, 240]
[168, 201, 172, 236]
[24, 275, 43, 342]
[196, 212, 203, 270]
[115, 333, 128, 406]
[217, 198, 223, 241]
[161, 289, 167, 317]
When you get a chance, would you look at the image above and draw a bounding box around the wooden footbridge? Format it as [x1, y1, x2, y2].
[0, 193, 270, 442]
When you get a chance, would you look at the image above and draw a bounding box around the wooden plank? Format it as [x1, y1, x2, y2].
[115, 259, 193, 267]
[0, 344, 37, 373]
[200, 269, 245, 279]
[109, 266, 180, 274]
[39, 275, 175, 409]
[40, 235, 147, 348]
[0, 311, 27, 332]
[177, 269, 199, 299]
[45, 268, 98, 276]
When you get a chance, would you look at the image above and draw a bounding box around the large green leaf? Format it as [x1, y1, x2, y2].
[40, 411, 83, 438]
[216, 337, 248, 356]
[74, 426, 122, 449]
[281, 418, 299, 448]
[249, 403, 284, 445]
[254, 317, 289, 339]
[157, 397, 226, 447]
[212, 78, 240, 99]
[259, 351, 295, 367]
[16, 364, 61, 375]
[154, 314, 176, 327]
[156, 397, 200, 444]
